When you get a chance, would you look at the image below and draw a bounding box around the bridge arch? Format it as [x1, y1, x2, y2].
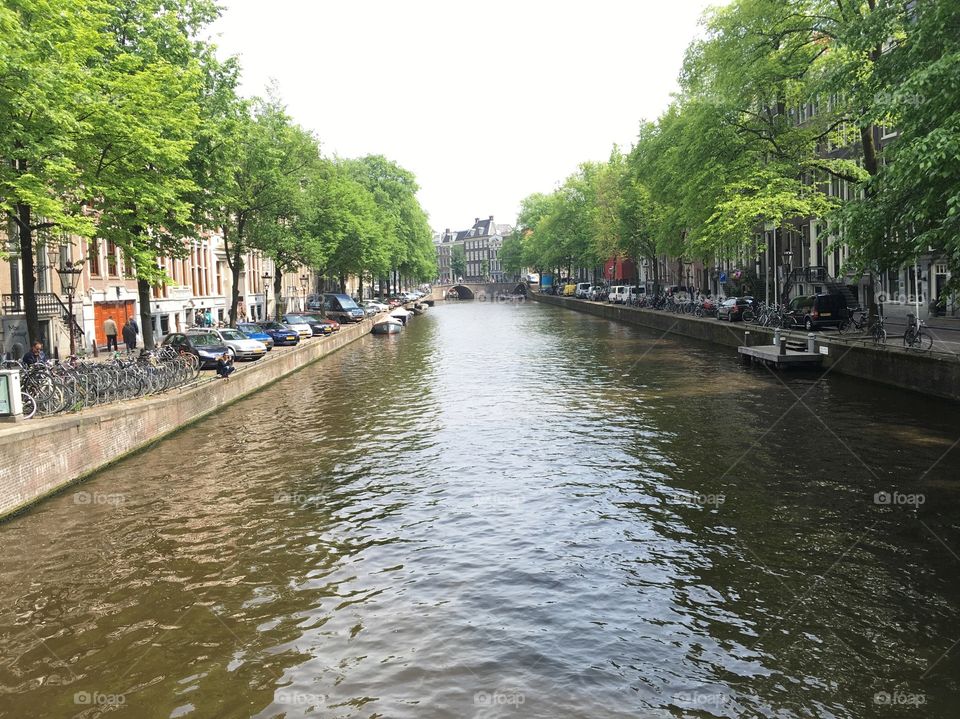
[512, 283, 528, 296]
[448, 285, 475, 300]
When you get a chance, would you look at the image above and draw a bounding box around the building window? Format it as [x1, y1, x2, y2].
[106, 240, 118, 276]
[88, 239, 101, 276]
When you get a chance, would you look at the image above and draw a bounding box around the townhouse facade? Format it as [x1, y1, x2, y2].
[434, 215, 514, 284]
[1, 228, 318, 359]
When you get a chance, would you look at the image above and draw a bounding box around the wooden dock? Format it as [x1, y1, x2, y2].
[738, 344, 824, 369]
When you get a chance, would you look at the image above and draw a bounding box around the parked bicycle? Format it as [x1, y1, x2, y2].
[837, 307, 868, 335]
[903, 314, 933, 351]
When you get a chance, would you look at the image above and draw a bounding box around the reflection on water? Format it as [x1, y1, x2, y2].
[1, 300, 959, 718]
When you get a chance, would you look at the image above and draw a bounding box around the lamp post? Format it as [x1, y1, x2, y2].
[782, 250, 794, 305]
[300, 274, 309, 311]
[56, 259, 83, 356]
[262, 271, 272, 321]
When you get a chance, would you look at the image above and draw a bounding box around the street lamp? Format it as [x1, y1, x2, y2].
[56, 259, 83, 356]
[262, 271, 272, 321]
[300, 274, 309, 310]
[782, 250, 794, 304]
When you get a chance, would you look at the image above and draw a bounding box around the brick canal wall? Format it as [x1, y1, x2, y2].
[0, 318, 376, 521]
[533, 293, 960, 403]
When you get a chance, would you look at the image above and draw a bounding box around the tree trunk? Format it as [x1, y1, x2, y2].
[339, 274, 346, 294]
[273, 273, 282, 321]
[228, 240, 243, 328]
[138, 279, 154, 349]
[358, 274, 363, 300]
[16, 204, 41, 344]
[861, 123, 880, 319]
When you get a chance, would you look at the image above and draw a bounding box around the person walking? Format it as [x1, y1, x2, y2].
[122, 318, 138, 352]
[103, 317, 119, 352]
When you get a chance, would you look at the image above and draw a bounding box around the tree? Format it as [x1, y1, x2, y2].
[499, 233, 525, 279]
[83, 0, 215, 348]
[838, 0, 960, 290]
[0, 0, 102, 343]
[450, 244, 466, 281]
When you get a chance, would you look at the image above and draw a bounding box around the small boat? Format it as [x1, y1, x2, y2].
[411, 303, 427, 315]
[372, 317, 403, 335]
[389, 307, 413, 325]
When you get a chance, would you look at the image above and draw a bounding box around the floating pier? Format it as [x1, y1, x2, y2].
[738, 344, 824, 369]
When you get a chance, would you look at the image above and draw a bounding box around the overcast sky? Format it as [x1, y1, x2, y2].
[210, 0, 719, 234]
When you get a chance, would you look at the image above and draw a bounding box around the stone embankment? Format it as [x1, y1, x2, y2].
[533, 293, 960, 403]
[0, 316, 379, 521]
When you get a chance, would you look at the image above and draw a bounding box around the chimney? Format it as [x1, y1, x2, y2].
[474, 217, 479, 225]
[444, 228, 450, 234]
[488, 215, 494, 221]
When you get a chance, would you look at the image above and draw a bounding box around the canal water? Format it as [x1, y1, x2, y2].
[1, 300, 959, 718]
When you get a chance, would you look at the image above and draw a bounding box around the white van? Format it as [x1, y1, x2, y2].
[575, 282, 592, 299]
[608, 286, 627, 304]
[625, 286, 644, 304]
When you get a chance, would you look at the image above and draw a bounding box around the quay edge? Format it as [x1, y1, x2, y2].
[0, 315, 381, 523]
[532, 293, 960, 403]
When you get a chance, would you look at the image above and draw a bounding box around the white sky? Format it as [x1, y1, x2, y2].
[210, 0, 719, 234]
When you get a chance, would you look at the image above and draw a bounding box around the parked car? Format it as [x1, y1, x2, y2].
[717, 297, 752, 321]
[187, 327, 267, 360]
[786, 293, 849, 330]
[162, 332, 229, 368]
[281, 315, 314, 340]
[625, 286, 644, 304]
[235, 323, 274, 350]
[608, 286, 627, 304]
[285, 313, 331, 337]
[588, 285, 607, 301]
[575, 282, 592, 299]
[303, 314, 340, 334]
[246, 321, 300, 346]
[362, 300, 389, 313]
[320, 293, 366, 323]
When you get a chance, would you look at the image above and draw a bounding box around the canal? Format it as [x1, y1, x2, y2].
[2, 299, 959, 718]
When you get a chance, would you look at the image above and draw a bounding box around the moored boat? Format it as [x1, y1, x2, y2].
[372, 317, 403, 335]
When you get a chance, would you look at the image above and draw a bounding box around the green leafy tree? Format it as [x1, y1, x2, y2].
[450, 244, 466, 281]
[0, 0, 102, 343]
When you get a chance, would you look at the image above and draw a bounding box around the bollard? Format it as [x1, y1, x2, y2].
[773, 328, 780, 347]
[807, 332, 816, 354]
[744, 330, 750, 347]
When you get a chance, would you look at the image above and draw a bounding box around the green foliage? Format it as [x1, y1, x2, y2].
[450, 244, 466, 279]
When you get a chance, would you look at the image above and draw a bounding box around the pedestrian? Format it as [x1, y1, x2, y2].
[103, 316, 119, 352]
[205, 310, 213, 327]
[216, 351, 234, 381]
[122, 317, 138, 351]
[194, 310, 203, 327]
[22, 340, 47, 366]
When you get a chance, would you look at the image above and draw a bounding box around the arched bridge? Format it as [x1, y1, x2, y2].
[426, 283, 528, 302]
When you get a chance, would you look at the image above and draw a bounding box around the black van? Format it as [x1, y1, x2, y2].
[786, 293, 848, 330]
[321, 293, 366, 323]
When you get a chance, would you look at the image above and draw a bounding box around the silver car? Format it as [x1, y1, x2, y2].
[187, 328, 267, 361]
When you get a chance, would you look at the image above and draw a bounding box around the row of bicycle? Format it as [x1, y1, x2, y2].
[1, 346, 202, 419]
